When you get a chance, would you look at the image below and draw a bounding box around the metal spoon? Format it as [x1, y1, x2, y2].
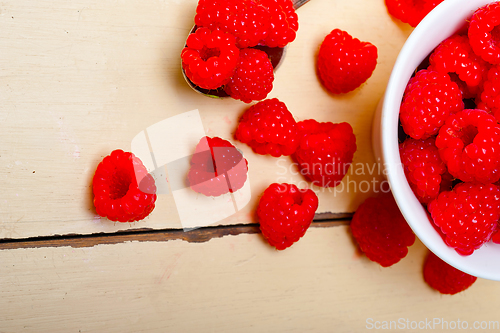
[182, 0, 310, 98]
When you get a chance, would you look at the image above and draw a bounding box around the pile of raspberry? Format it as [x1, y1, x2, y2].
[398, 2, 500, 256]
[181, 0, 299, 103]
[234, 98, 357, 187]
[90, 1, 487, 296]
[235, 98, 357, 249]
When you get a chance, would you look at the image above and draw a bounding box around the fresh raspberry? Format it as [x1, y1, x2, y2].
[428, 34, 489, 99]
[435, 109, 500, 184]
[93, 150, 157, 223]
[351, 192, 415, 267]
[195, 0, 298, 49]
[292, 119, 356, 188]
[423, 252, 477, 295]
[188, 136, 248, 197]
[384, 0, 444, 27]
[224, 48, 274, 103]
[477, 65, 500, 121]
[399, 137, 447, 204]
[257, 0, 298, 48]
[469, 2, 500, 65]
[181, 27, 239, 90]
[235, 98, 299, 157]
[195, 0, 270, 48]
[317, 29, 378, 94]
[399, 69, 464, 140]
[428, 182, 500, 256]
[257, 183, 319, 250]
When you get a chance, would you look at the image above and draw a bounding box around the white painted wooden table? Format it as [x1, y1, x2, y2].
[1, 0, 500, 332]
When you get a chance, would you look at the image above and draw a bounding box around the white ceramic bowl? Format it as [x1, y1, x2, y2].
[373, 0, 500, 281]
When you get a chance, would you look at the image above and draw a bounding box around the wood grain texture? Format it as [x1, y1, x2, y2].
[0, 0, 413, 239]
[2, 3, 499, 330]
[1, 227, 500, 332]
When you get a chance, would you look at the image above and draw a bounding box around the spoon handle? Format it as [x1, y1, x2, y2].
[292, 0, 310, 10]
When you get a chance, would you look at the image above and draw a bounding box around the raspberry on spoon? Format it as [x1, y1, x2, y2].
[257, 0, 298, 48]
[181, 27, 239, 90]
[195, 0, 270, 48]
[195, 0, 298, 48]
[224, 48, 275, 103]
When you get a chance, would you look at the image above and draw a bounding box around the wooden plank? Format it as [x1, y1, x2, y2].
[0, 0, 413, 239]
[0, 227, 499, 332]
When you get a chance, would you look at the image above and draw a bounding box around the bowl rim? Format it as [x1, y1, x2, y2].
[381, 0, 500, 281]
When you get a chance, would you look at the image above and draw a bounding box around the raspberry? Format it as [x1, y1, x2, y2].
[428, 182, 500, 256]
[317, 29, 378, 94]
[435, 109, 500, 184]
[181, 27, 239, 90]
[195, 0, 298, 49]
[188, 136, 248, 197]
[423, 252, 477, 295]
[93, 150, 157, 222]
[428, 34, 488, 99]
[399, 137, 447, 204]
[351, 192, 416, 267]
[195, 0, 270, 48]
[384, 0, 444, 27]
[235, 98, 299, 157]
[224, 48, 274, 103]
[257, 183, 319, 250]
[257, 0, 298, 48]
[399, 69, 464, 139]
[469, 2, 500, 64]
[477, 65, 500, 121]
[292, 119, 356, 188]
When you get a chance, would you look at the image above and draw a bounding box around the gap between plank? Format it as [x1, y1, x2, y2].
[0, 213, 353, 250]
